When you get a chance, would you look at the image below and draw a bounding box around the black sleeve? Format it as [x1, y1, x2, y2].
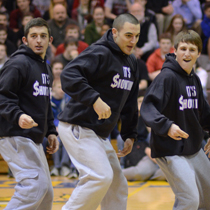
[137, 59, 149, 81]
[60, 47, 101, 107]
[0, 65, 24, 124]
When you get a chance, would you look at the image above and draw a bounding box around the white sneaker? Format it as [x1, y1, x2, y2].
[50, 167, 59, 176]
[60, 166, 71, 177]
[68, 168, 78, 179]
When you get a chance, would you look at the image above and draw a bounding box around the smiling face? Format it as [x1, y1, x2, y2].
[172, 17, 183, 34]
[17, 0, 30, 11]
[112, 22, 140, 55]
[66, 28, 79, 39]
[93, 7, 105, 25]
[159, 38, 172, 54]
[22, 26, 53, 59]
[53, 4, 67, 23]
[129, 3, 145, 22]
[174, 42, 200, 74]
[52, 62, 63, 80]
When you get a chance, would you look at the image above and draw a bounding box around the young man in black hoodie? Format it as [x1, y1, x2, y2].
[0, 18, 59, 210]
[141, 30, 210, 209]
[58, 13, 140, 210]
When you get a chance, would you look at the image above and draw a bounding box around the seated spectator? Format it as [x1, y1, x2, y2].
[145, 0, 173, 37]
[43, 0, 70, 21]
[165, 14, 187, 45]
[0, 24, 17, 56]
[47, 3, 77, 55]
[50, 79, 72, 177]
[123, 140, 166, 181]
[146, 32, 174, 81]
[84, 6, 106, 45]
[55, 37, 79, 67]
[33, 0, 51, 16]
[9, 0, 41, 32]
[51, 59, 63, 83]
[15, 12, 34, 47]
[0, 11, 16, 45]
[172, 0, 202, 34]
[201, 2, 210, 62]
[72, 0, 104, 14]
[105, 0, 129, 25]
[130, 2, 158, 62]
[194, 61, 208, 99]
[122, 94, 165, 181]
[126, 0, 158, 32]
[55, 23, 89, 55]
[100, 22, 110, 36]
[0, 43, 8, 70]
[71, 0, 93, 37]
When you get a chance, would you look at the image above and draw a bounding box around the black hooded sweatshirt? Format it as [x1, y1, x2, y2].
[58, 29, 139, 140]
[0, 44, 57, 143]
[140, 53, 210, 158]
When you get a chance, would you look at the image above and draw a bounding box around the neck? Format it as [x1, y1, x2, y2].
[0, 57, 6, 64]
[22, 7, 30, 14]
[55, 20, 65, 27]
[95, 21, 103, 27]
[63, 51, 72, 60]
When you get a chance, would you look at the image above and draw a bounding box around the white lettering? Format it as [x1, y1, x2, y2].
[110, 73, 133, 90]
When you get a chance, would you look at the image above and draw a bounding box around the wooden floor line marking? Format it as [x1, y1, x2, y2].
[128, 182, 151, 198]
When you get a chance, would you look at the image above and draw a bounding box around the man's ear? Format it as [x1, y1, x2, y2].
[174, 48, 177, 56]
[49, 36, 53, 45]
[22, 36, 28, 45]
[112, 28, 118, 39]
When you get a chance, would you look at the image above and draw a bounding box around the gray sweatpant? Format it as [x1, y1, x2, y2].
[0, 136, 53, 210]
[156, 149, 210, 210]
[123, 156, 166, 181]
[58, 122, 128, 210]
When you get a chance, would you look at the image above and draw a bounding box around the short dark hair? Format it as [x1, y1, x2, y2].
[51, 59, 64, 68]
[204, 2, 210, 11]
[22, 11, 34, 20]
[24, 17, 51, 38]
[174, 30, 202, 53]
[65, 23, 80, 34]
[64, 37, 78, 49]
[112, 13, 139, 31]
[159, 32, 172, 42]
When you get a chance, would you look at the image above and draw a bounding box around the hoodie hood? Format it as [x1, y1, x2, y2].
[94, 29, 126, 56]
[162, 53, 194, 77]
[10, 44, 46, 62]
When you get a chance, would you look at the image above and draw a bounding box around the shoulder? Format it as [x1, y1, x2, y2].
[10, 9, 19, 16]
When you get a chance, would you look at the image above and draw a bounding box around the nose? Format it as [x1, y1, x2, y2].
[37, 35, 41, 43]
[185, 49, 190, 57]
[131, 36, 137, 44]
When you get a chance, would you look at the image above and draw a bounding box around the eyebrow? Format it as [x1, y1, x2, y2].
[30, 33, 48, 35]
[125, 32, 140, 35]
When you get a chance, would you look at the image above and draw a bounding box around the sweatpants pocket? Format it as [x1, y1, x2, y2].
[72, 125, 80, 139]
[15, 170, 40, 199]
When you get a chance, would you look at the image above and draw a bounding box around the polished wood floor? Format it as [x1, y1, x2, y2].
[0, 175, 175, 210]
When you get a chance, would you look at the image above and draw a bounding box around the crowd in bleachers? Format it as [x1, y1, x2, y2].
[1, 0, 210, 180]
